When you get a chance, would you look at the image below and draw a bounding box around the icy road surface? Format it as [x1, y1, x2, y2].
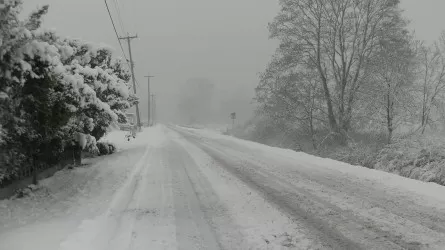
[1, 125, 445, 250]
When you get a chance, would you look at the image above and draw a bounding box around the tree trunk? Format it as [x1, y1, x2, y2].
[32, 155, 38, 185]
[309, 113, 317, 150]
[71, 143, 82, 167]
[74, 145, 82, 166]
[334, 129, 348, 146]
[386, 90, 393, 144]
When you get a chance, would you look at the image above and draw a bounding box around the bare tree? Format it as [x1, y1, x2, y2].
[256, 55, 325, 150]
[268, 0, 405, 144]
[366, 25, 416, 143]
[417, 33, 445, 133]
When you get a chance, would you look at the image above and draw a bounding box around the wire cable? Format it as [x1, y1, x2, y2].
[113, 0, 127, 36]
[105, 0, 140, 92]
[104, 0, 129, 65]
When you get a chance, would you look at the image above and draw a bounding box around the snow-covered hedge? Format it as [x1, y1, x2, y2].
[0, 1, 137, 184]
[374, 133, 445, 185]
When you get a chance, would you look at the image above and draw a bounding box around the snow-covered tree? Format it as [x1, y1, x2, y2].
[0, 1, 65, 181]
[0, 1, 136, 184]
[56, 38, 136, 140]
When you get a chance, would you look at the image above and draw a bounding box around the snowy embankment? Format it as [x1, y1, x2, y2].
[179, 126, 445, 213]
[0, 126, 164, 250]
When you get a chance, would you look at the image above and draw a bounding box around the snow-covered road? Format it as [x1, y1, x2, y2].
[1, 125, 445, 250]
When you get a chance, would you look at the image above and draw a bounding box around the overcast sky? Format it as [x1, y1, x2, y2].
[23, 0, 445, 123]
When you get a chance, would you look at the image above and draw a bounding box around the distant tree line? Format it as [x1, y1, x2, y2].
[0, 1, 137, 184]
[256, 0, 445, 148]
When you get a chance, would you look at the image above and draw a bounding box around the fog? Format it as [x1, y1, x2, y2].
[22, 0, 445, 125]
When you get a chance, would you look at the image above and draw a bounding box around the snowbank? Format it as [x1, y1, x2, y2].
[178, 126, 445, 209]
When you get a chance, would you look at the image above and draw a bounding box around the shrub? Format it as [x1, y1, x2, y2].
[107, 143, 117, 154]
[96, 141, 117, 156]
[374, 133, 445, 185]
[321, 142, 379, 169]
[83, 135, 99, 155]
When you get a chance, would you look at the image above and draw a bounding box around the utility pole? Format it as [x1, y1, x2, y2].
[144, 75, 154, 126]
[119, 33, 141, 129]
[151, 94, 156, 125]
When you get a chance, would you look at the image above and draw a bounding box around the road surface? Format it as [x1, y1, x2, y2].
[1, 125, 445, 250]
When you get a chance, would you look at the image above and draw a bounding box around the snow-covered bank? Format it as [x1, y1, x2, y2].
[178, 126, 445, 210]
[213, 121, 445, 188]
[0, 126, 166, 250]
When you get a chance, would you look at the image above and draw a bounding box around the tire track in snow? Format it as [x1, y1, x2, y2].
[176, 128, 425, 249]
[169, 139, 246, 250]
[192, 139, 363, 250]
[106, 148, 156, 250]
[59, 145, 152, 250]
[167, 143, 221, 250]
[169, 128, 323, 250]
[126, 145, 177, 250]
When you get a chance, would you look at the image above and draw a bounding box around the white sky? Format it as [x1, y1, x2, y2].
[22, 0, 445, 123]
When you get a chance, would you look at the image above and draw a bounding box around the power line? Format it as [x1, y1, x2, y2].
[104, 0, 129, 64]
[113, 0, 126, 35]
[105, 0, 142, 118]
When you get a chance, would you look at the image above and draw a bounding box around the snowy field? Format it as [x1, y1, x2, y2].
[1, 124, 445, 249]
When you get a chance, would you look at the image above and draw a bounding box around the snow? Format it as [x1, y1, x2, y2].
[179, 126, 445, 209]
[0, 126, 166, 250]
[2, 124, 445, 249]
[168, 129, 318, 249]
[99, 127, 165, 151]
[0, 92, 8, 100]
[59, 150, 152, 250]
[59, 126, 167, 250]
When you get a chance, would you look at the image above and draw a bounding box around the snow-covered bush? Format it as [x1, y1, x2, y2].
[107, 142, 117, 154]
[237, 114, 445, 186]
[374, 133, 445, 185]
[83, 135, 99, 155]
[96, 141, 116, 156]
[322, 141, 379, 169]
